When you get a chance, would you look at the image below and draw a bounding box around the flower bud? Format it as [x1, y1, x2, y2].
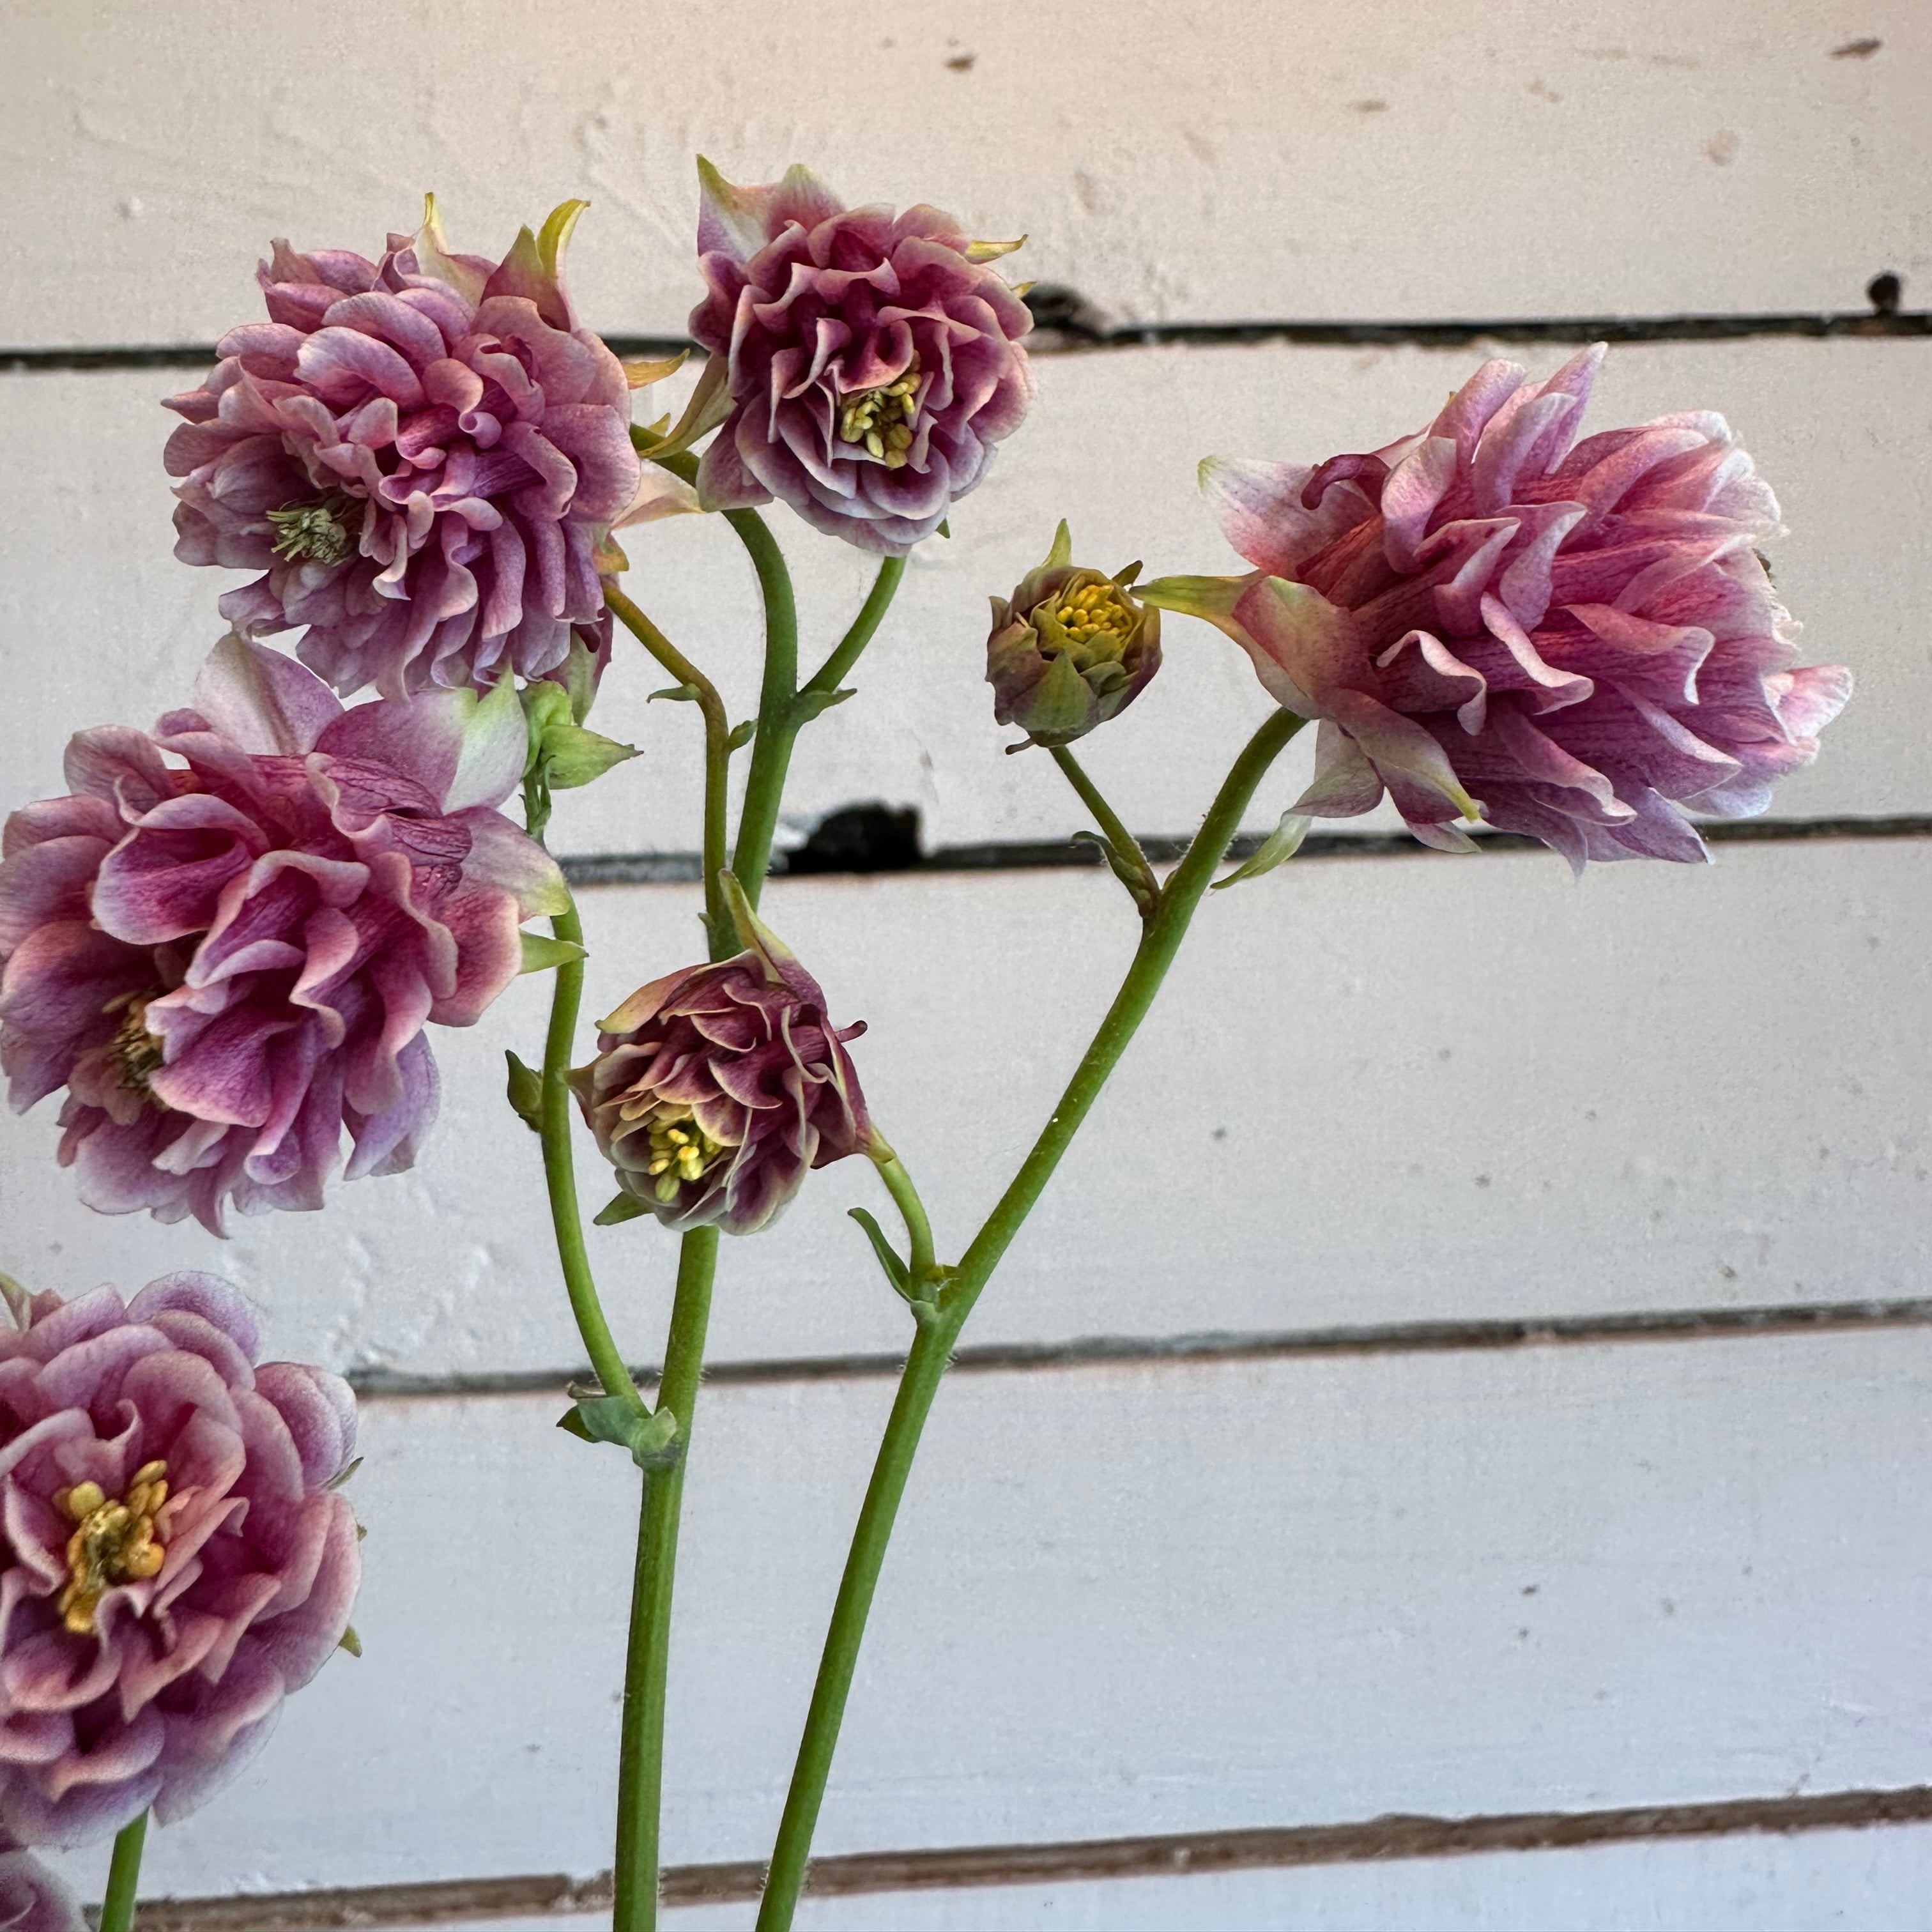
[987, 523, 1162, 749]
[569, 879, 868, 1236]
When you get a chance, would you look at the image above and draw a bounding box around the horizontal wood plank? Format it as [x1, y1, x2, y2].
[40, 1328, 1932, 1894]
[1, 840, 1924, 1376]
[0, 336, 1922, 861]
[4, 0, 1927, 344]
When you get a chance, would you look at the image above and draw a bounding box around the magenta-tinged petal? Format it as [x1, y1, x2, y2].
[1175, 346, 1847, 865]
[187, 636, 342, 755]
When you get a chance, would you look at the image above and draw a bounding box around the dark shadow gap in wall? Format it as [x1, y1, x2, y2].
[119, 1781, 1932, 1928]
[344, 1294, 1932, 1403]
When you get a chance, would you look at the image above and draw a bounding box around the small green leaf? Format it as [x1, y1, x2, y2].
[519, 931, 587, 974]
[542, 724, 638, 791]
[848, 1207, 912, 1299]
[505, 1051, 544, 1131]
[648, 684, 701, 705]
[726, 718, 757, 751]
[1213, 812, 1314, 890]
[338, 1623, 363, 1659]
[558, 1393, 683, 1471]
[792, 686, 855, 724]
[594, 1192, 652, 1227]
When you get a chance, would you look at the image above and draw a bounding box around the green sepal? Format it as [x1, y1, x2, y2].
[725, 718, 757, 751]
[594, 1191, 652, 1227]
[505, 1050, 544, 1131]
[1214, 812, 1314, 890]
[1072, 831, 1158, 910]
[648, 684, 700, 704]
[338, 1624, 363, 1659]
[558, 1393, 682, 1472]
[521, 678, 638, 791]
[325, 1456, 364, 1492]
[848, 1207, 912, 1299]
[519, 932, 586, 974]
[0, 1273, 33, 1331]
[792, 686, 855, 724]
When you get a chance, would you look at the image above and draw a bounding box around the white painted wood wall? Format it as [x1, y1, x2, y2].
[4, 0, 1929, 1923]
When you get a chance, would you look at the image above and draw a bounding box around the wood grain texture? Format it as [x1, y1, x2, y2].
[40, 1328, 1932, 1896]
[3, 0, 1926, 344]
[0, 337, 1920, 860]
[1, 839, 1922, 1377]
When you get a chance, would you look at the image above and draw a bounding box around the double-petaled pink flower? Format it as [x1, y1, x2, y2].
[571, 882, 869, 1236]
[0, 1273, 358, 1846]
[0, 1844, 80, 1931]
[1144, 346, 1851, 866]
[0, 636, 564, 1234]
[688, 162, 1033, 553]
[165, 201, 640, 698]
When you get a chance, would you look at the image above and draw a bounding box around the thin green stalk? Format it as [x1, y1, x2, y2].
[100, 1812, 147, 1932]
[612, 1225, 719, 1932]
[755, 709, 1305, 1929]
[540, 897, 641, 1412]
[802, 556, 906, 700]
[723, 507, 799, 904]
[871, 1146, 937, 1285]
[1048, 744, 1159, 909]
[605, 585, 732, 949]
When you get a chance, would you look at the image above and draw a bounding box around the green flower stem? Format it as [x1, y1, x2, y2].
[755, 708, 1305, 1931]
[802, 556, 907, 700]
[870, 1144, 937, 1285]
[722, 507, 799, 906]
[1048, 744, 1160, 909]
[605, 585, 732, 949]
[540, 897, 641, 1413]
[100, 1811, 147, 1932]
[612, 1223, 719, 1932]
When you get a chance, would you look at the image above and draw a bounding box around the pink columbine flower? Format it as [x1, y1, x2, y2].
[0, 636, 565, 1234]
[1142, 346, 1851, 866]
[0, 1843, 81, 1931]
[165, 200, 640, 698]
[570, 881, 868, 1235]
[0, 1273, 358, 1846]
[687, 160, 1033, 553]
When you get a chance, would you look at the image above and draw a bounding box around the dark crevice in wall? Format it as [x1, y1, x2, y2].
[122, 1782, 1932, 1926]
[558, 811, 1932, 889]
[344, 1296, 1932, 1403]
[7, 300, 1928, 374]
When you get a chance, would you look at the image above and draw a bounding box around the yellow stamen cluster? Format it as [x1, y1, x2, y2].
[267, 497, 356, 567]
[1043, 580, 1138, 675]
[837, 360, 921, 468]
[105, 992, 165, 1100]
[643, 1110, 726, 1204]
[55, 1460, 169, 1636]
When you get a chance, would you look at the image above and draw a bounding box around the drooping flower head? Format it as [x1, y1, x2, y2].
[0, 1273, 359, 1847]
[988, 522, 1162, 748]
[571, 878, 868, 1235]
[0, 637, 565, 1234]
[165, 199, 641, 698]
[1143, 346, 1851, 867]
[687, 160, 1033, 553]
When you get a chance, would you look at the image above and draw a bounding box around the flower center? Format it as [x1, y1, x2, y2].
[267, 495, 358, 566]
[837, 359, 921, 468]
[1043, 581, 1138, 681]
[55, 1461, 169, 1636]
[105, 992, 166, 1100]
[643, 1110, 726, 1204]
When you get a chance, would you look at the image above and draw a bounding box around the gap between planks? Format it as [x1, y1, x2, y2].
[109, 1783, 1932, 1928]
[344, 1295, 1932, 1402]
[560, 812, 1932, 888]
[6, 305, 1929, 374]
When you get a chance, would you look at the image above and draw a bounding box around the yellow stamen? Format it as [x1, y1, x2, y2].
[1039, 579, 1140, 673]
[837, 356, 923, 468]
[641, 1110, 727, 1204]
[103, 992, 166, 1100]
[56, 1460, 171, 1636]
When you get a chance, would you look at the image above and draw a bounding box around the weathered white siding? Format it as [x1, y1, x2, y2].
[4, 0, 1928, 1922]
